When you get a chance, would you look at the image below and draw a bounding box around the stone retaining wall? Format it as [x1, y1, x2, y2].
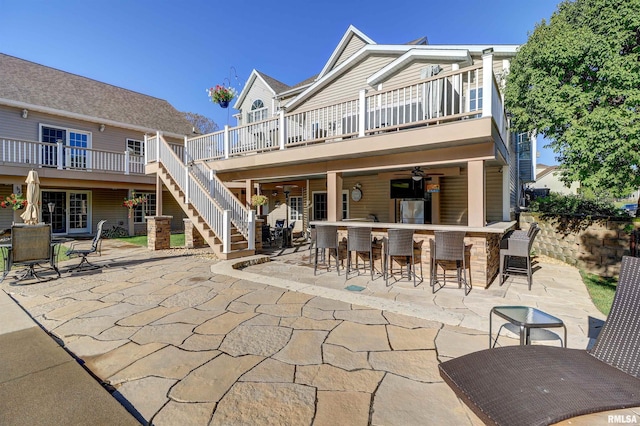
[520, 212, 640, 277]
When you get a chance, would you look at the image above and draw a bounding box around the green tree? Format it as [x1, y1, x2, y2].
[505, 0, 640, 201]
[182, 112, 219, 135]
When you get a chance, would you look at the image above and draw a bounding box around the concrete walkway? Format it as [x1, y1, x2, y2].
[0, 239, 637, 425]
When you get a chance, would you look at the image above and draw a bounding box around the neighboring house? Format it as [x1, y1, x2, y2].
[529, 164, 580, 195]
[146, 25, 536, 259]
[0, 53, 191, 235]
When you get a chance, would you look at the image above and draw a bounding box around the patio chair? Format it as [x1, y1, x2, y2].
[499, 225, 540, 290]
[65, 220, 106, 272]
[384, 228, 422, 287]
[345, 227, 374, 281]
[430, 231, 471, 295]
[2, 223, 60, 283]
[439, 255, 640, 426]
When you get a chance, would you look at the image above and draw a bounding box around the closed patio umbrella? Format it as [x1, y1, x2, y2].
[20, 170, 40, 225]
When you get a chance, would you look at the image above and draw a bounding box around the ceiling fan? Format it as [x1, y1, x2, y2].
[394, 166, 444, 181]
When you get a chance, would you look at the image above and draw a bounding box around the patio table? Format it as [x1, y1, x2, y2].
[490, 306, 567, 347]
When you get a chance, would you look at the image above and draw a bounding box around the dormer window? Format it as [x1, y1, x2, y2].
[247, 99, 268, 123]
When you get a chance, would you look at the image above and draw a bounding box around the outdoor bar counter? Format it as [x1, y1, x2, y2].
[310, 221, 517, 288]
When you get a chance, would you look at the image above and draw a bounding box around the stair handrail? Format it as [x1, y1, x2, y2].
[154, 134, 253, 248]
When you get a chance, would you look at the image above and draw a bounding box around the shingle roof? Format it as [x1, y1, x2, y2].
[255, 71, 291, 95]
[0, 53, 193, 136]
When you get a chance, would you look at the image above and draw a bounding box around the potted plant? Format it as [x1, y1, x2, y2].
[123, 191, 147, 218]
[207, 85, 237, 108]
[1, 193, 27, 210]
[251, 194, 269, 209]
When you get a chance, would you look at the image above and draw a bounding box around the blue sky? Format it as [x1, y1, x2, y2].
[1, 0, 560, 164]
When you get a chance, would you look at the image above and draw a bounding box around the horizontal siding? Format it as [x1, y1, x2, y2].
[237, 78, 274, 124]
[485, 166, 503, 222]
[334, 35, 367, 69]
[299, 55, 395, 110]
[0, 104, 183, 156]
[342, 175, 390, 222]
[382, 61, 454, 90]
[440, 170, 468, 225]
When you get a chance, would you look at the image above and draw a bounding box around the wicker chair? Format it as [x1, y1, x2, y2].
[313, 225, 342, 276]
[345, 227, 374, 281]
[430, 231, 470, 295]
[439, 255, 640, 426]
[384, 228, 422, 287]
[499, 225, 540, 290]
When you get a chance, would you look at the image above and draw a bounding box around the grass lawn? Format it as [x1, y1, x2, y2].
[114, 233, 185, 248]
[580, 270, 617, 316]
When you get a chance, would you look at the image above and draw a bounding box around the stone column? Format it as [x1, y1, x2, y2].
[183, 219, 205, 249]
[147, 216, 172, 250]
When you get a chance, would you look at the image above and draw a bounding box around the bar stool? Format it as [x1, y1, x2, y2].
[314, 225, 341, 275]
[345, 227, 374, 281]
[384, 228, 422, 287]
[499, 226, 540, 290]
[430, 230, 471, 295]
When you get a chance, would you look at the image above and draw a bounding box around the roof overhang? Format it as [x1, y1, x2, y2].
[367, 49, 473, 86]
[233, 69, 278, 110]
[0, 98, 187, 139]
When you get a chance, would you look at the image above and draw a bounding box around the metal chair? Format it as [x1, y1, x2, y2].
[66, 220, 107, 272]
[430, 230, 470, 295]
[2, 223, 59, 283]
[313, 225, 342, 275]
[384, 228, 421, 287]
[345, 227, 374, 281]
[499, 225, 540, 290]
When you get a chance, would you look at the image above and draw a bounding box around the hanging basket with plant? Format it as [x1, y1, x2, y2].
[251, 194, 269, 209]
[207, 85, 237, 108]
[123, 191, 147, 218]
[1, 193, 27, 210]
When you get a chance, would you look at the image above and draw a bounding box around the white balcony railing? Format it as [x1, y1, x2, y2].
[1, 138, 145, 176]
[146, 132, 254, 253]
[184, 60, 507, 163]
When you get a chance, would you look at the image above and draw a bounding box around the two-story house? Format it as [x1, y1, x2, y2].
[145, 25, 536, 278]
[0, 53, 191, 235]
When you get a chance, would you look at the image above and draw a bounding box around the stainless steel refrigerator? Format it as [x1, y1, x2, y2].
[400, 200, 425, 224]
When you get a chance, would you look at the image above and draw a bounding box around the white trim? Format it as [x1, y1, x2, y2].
[318, 25, 376, 79]
[367, 49, 472, 86]
[285, 45, 413, 111]
[311, 190, 349, 220]
[233, 69, 278, 110]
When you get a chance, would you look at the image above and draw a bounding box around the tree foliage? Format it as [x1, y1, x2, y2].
[505, 0, 640, 197]
[182, 112, 219, 135]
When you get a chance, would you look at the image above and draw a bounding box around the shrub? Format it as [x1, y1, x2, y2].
[529, 193, 625, 218]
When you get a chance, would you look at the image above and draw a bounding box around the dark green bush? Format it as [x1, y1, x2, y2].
[529, 193, 625, 217]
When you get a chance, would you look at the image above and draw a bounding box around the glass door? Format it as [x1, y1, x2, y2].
[41, 191, 66, 234]
[68, 192, 90, 233]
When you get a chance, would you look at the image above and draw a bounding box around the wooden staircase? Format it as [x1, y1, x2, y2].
[155, 163, 254, 260]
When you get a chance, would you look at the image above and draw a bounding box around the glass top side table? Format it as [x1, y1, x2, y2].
[490, 306, 567, 348]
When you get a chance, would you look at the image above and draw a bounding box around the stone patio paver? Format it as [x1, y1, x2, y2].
[0, 239, 628, 425]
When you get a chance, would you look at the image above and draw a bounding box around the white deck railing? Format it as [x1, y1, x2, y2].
[184, 60, 507, 163]
[147, 133, 254, 253]
[1, 138, 145, 175]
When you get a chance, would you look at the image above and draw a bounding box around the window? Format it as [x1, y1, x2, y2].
[133, 192, 156, 223]
[247, 99, 268, 123]
[41, 126, 66, 166]
[127, 139, 145, 173]
[290, 196, 303, 222]
[127, 139, 144, 156]
[312, 191, 349, 220]
[40, 125, 91, 168]
[469, 88, 483, 112]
